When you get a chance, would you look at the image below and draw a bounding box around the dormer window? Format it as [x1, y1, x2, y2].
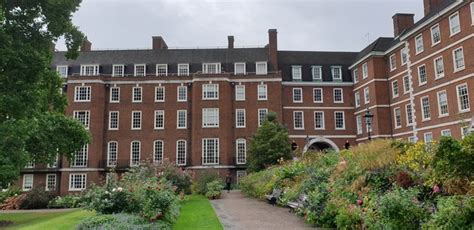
[112, 65, 124, 77]
[134, 64, 146, 77]
[311, 66, 322, 81]
[256, 62, 267, 75]
[234, 62, 246, 75]
[331, 66, 342, 81]
[178, 64, 189, 76]
[56, 65, 68, 78]
[292, 66, 302, 81]
[80, 65, 99, 76]
[156, 64, 168, 76]
[203, 63, 221, 74]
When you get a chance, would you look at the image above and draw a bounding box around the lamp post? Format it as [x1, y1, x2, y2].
[363, 109, 374, 141]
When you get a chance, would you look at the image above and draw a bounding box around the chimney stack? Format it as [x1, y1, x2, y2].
[424, 0, 444, 16]
[80, 38, 92, 52]
[392, 14, 415, 37]
[268, 29, 278, 72]
[152, 36, 168, 50]
[228, 36, 234, 49]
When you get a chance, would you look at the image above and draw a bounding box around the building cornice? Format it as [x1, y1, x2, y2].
[348, 51, 385, 70]
[282, 81, 353, 87]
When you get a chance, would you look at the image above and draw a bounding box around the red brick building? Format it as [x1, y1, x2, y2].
[18, 0, 474, 195]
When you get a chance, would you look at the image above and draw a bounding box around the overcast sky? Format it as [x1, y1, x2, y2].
[56, 0, 424, 52]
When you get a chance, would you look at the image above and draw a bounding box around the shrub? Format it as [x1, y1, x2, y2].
[395, 170, 415, 189]
[396, 141, 433, 177]
[194, 171, 221, 195]
[0, 186, 21, 203]
[161, 164, 192, 195]
[48, 195, 82, 208]
[205, 180, 225, 199]
[19, 187, 54, 209]
[239, 167, 278, 199]
[423, 195, 474, 229]
[76, 213, 171, 230]
[134, 180, 180, 223]
[81, 185, 138, 214]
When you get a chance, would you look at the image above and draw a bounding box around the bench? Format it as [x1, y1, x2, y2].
[288, 193, 307, 211]
[265, 188, 282, 205]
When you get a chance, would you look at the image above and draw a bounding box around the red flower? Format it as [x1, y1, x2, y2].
[357, 199, 363, 206]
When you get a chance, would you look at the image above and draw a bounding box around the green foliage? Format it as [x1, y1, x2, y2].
[19, 187, 55, 209]
[0, 186, 21, 203]
[205, 180, 225, 199]
[194, 171, 221, 195]
[161, 161, 192, 195]
[247, 111, 291, 172]
[47, 195, 82, 208]
[81, 185, 138, 214]
[0, 0, 88, 187]
[423, 195, 474, 229]
[135, 179, 180, 223]
[76, 213, 171, 230]
[239, 167, 278, 199]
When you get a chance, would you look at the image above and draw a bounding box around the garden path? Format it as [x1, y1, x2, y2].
[211, 190, 314, 230]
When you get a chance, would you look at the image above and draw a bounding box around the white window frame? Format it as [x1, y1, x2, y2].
[364, 87, 370, 104]
[235, 109, 246, 128]
[401, 48, 408, 66]
[130, 141, 141, 166]
[132, 86, 142, 103]
[471, 3, 474, 26]
[178, 63, 190, 76]
[202, 108, 219, 128]
[431, 24, 441, 46]
[202, 63, 221, 74]
[234, 62, 246, 75]
[134, 64, 146, 77]
[389, 54, 396, 71]
[314, 111, 325, 130]
[256, 62, 268, 75]
[434, 56, 445, 79]
[177, 110, 187, 129]
[107, 141, 118, 167]
[394, 107, 402, 129]
[258, 108, 268, 127]
[202, 138, 219, 165]
[71, 145, 88, 167]
[331, 66, 342, 81]
[355, 91, 361, 108]
[333, 88, 344, 103]
[74, 86, 91, 102]
[154, 110, 165, 130]
[356, 115, 363, 134]
[80, 65, 99, 76]
[176, 140, 187, 166]
[154, 140, 164, 164]
[392, 80, 399, 98]
[313, 88, 323, 103]
[110, 87, 120, 103]
[403, 76, 410, 94]
[156, 64, 168, 76]
[131, 111, 142, 130]
[437, 90, 449, 117]
[353, 68, 358, 83]
[56, 65, 68, 78]
[236, 138, 247, 165]
[362, 62, 368, 79]
[441, 129, 452, 137]
[235, 85, 245, 101]
[293, 111, 304, 130]
[312, 66, 322, 81]
[415, 34, 424, 54]
[452, 47, 465, 72]
[456, 83, 470, 113]
[177, 86, 187, 102]
[292, 65, 302, 81]
[202, 84, 219, 100]
[406, 104, 413, 126]
[73, 110, 90, 129]
[293, 88, 303, 103]
[424, 132, 433, 144]
[334, 111, 345, 130]
[155, 86, 165, 102]
[22, 174, 33, 191]
[112, 64, 124, 77]
[108, 111, 119, 130]
[461, 126, 470, 139]
[257, 84, 267, 101]
[68, 174, 86, 191]
[418, 64, 427, 86]
[421, 96, 431, 121]
[449, 12, 461, 36]
[45, 174, 57, 191]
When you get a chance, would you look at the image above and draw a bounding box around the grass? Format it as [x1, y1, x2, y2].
[173, 195, 223, 230]
[0, 209, 94, 230]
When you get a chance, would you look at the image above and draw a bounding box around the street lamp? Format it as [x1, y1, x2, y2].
[363, 109, 374, 141]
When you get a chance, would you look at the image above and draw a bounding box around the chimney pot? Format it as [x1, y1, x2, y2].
[152, 36, 168, 50]
[392, 13, 414, 37]
[228, 36, 234, 49]
[80, 38, 92, 52]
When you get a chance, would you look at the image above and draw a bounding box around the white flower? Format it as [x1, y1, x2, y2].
[117, 187, 123, 192]
[112, 188, 116, 192]
[105, 191, 110, 194]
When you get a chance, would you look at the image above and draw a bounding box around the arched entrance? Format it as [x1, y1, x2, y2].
[302, 137, 340, 155]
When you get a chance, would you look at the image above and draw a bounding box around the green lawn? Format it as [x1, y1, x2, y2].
[0, 209, 94, 230]
[173, 195, 223, 230]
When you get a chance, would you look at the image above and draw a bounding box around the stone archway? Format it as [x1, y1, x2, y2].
[302, 136, 340, 155]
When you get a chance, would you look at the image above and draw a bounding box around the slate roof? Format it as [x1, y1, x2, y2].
[277, 51, 358, 82]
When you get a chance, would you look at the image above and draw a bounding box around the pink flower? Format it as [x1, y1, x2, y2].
[433, 185, 440, 194]
[357, 199, 363, 206]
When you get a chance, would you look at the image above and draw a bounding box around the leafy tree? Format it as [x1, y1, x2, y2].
[0, 0, 89, 187]
[247, 111, 292, 172]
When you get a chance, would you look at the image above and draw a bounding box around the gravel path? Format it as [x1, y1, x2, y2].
[211, 190, 314, 230]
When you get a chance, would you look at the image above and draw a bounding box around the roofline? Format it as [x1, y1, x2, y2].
[383, 41, 405, 56]
[348, 51, 385, 70]
[399, 1, 464, 40]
